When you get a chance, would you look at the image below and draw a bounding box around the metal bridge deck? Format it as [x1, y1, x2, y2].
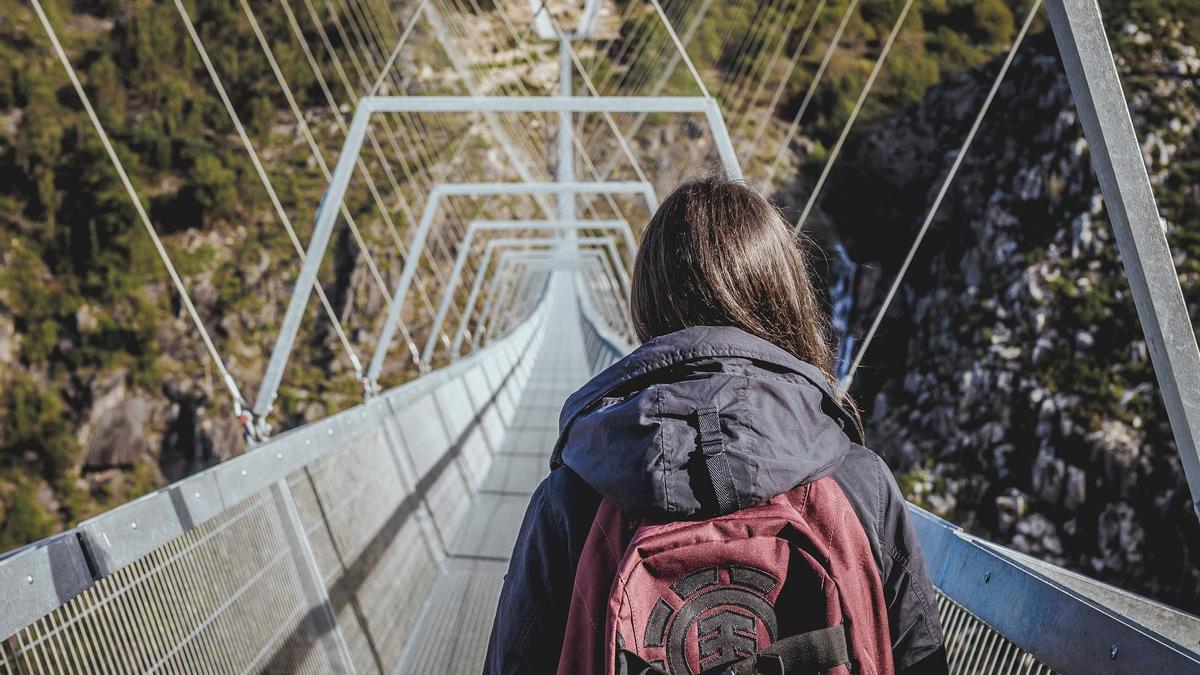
[395, 291, 590, 673]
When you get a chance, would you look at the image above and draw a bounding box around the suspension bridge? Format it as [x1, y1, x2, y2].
[2, 0, 1200, 672]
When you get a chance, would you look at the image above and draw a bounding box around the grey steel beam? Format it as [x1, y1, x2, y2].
[454, 239, 625, 355]
[366, 182, 653, 386]
[468, 219, 637, 261]
[358, 96, 742, 179]
[257, 93, 740, 421]
[421, 219, 635, 368]
[559, 40, 576, 225]
[1047, 0, 1200, 518]
[481, 251, 612, 344]
[578, 0, 603, 38]
[269, 480, 355, 674]
[911, 507, 1200, 672]
[524, 260, 595, 270]
[254, 104, 372, 420]
[361, 94, 732, 117]
[0, 533, 93, 640]
[469, 243, 621, 349]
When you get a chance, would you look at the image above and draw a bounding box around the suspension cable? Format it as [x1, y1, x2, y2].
[574, 0, 665, 148]
[793, 0, 916, 233]
[713, 0, 777, 104]
[734, 0, 813, 143]
[292, 0, 486, 371]
[744, 0, 827, 160]
[30, 0, 251, 422]
[175, 0, 363, 384]
[372, 0, 541, 302]
[282, 0, 446, 325]
[843, 0, 1043, 390]
[483, 0, 643, 227]
[647, 0, 711, 99]
[589, 0, 715, 180]
[763, 0, 860, 190]
[721, 0, 791, 112]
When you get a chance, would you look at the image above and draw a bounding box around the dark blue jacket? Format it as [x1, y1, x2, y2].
[485, 326, 947, 674]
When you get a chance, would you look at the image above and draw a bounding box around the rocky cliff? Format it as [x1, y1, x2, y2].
[820, 22, 1200, 611]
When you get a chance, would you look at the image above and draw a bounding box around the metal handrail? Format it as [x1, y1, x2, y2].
[0, 303, 549, 641]
[576, 271, 635, 374]
[911, 508, 1200, 672]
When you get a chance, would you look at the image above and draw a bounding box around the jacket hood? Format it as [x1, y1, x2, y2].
[551, 325, 860, 517]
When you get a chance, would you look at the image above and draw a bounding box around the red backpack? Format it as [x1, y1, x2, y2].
[556, 411, 895, 675]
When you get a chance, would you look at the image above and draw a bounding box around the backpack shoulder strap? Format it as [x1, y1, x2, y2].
[557, 499, 630, 675]
[789, 477, 894, 674]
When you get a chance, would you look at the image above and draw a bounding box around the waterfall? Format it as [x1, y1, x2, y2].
[830, 242, 858, 381]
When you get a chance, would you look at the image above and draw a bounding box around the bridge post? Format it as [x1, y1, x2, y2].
[1047, 0, 1200, 518]
[269, 480, 356, 673]
[475, 250, 618, 347]
[422, 220, 634, 368]
[559, 37, 576, 225]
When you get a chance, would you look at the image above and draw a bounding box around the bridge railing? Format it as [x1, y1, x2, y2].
[912, 508, 1200, 673]
[0, 305, 548, 674]
[576, 272, 636, 374]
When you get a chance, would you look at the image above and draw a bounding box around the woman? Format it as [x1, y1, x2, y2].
[485, 177, 947, 674]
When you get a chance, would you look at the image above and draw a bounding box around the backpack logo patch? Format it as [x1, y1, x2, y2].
[642, 565, 779, 674]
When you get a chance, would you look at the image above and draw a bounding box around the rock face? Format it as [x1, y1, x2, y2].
[79, 370, 151, 469]
[0, 314, 16, 365]
[820, 25, 1200, 611]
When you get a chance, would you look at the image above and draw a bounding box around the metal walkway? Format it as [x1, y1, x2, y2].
[396, 285, 590, 673]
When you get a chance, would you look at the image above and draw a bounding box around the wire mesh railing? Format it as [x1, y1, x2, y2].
[2, 491, 328, 675]
[937, 593, 1054, 675]
[1, 306, 548, 673]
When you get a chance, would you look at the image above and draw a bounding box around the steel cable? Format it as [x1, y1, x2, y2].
[842, 0, 1043, 389]
[743, 0, 827, 161]
[763, 0, 861, 191]
[793, 0, 917, 233]
[174, 0, 364, 381]
[30, 0, 251, 416]
[731, 0, 811, 148]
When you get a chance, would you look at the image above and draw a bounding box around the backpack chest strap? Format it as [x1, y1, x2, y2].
[619, 624, 850, 674]
[727, 624, 851, 674]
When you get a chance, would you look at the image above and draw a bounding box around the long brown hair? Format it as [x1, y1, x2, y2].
[631, 176, 843, 395]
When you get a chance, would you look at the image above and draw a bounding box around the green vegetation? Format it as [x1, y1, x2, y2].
[0, 0, 384, 550]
